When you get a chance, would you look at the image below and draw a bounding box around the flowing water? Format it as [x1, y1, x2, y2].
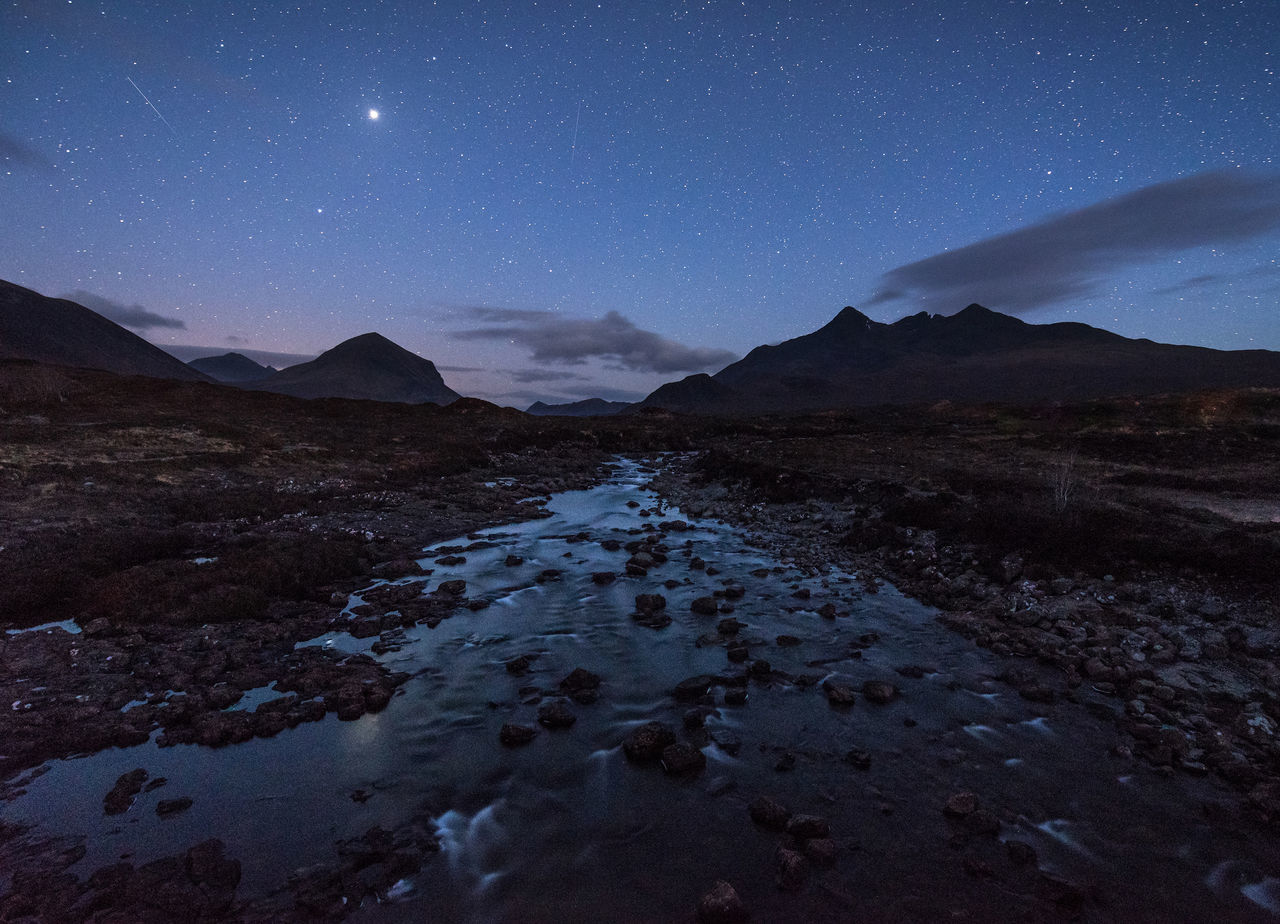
[4, 458, 1279, 921]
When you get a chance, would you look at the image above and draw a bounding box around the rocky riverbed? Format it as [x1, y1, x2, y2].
[5, 455, 1280, 922]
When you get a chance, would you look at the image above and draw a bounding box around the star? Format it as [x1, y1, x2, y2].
[368, 108, 379, 121]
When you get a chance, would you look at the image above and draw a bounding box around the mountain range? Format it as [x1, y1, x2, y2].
[632, 304, 1280, 413]
[5, 278, 1280, 413]
[244, 332, 460, 405]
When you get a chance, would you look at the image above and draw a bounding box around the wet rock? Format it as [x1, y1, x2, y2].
[691, 596, 719, 616]
[504, 555, 524, 566]
[591, 571, 616, 585]
[1006, 840, 1038, 866]
[786, 814, 830, 840]
[1037, 872, 1085, 912]
[536, 700, 576, 729]
[156, 797, 193, 817]
[894, 664, 928, 679]
[823, 681, 856, 707]
[776, 634, 801, 647]
[723, 688, 748, 706]
[861, 680, 898, 704]
[844, 748, 872, 770]
[635, 593, 667, 613]
[559, 668, 602, 704]
[775, 846, 808, 891]
[104, 768, 148, 815]
[697, 880, 749, 924]
[623, 721, 677, 762]
[804, 838, 838, 867]
[690, 556, 707, 570]
[673, 675, 715, 701]
[775, 752, 797, 772]
[435, 554, 466, 566]
[600, 538, 622, 551]
[727, 642, 750, 663]
[964, 809, 1001, 837]
[505, 654, 534, 675]
[711, 729, 742, 755]
[632, 610, 673, 629]
[661, 742, 707, 775]
[943, 792, 978, 817]
[717, 617, 745, 635]
[499, 723, 537, 746]
[749, 794, 791, 830]
[536, 568, 562, 583]
[749, 659, 772, 678]
[436, 579, 467, 596]
[817, 602, 837, 619]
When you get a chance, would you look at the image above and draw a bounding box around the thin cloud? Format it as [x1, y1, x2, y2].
[64, 290, 186, 331]
[454, 308, 738, 374]
[0, 133, 54, 171]
[870, 170, 1280, 314]
[509, 368, 591, 384]
[1150, 273, 1223, 296]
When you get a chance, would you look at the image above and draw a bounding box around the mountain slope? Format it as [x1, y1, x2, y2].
[526, 398, 629, 417]
[636, 304, 1280, 413]
[250, 332, 460, 404]
[188, 352, 274, 382]
[0, 280, 211, 381]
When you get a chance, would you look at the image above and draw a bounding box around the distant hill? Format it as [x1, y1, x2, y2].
[526, 398, 629, 417]
[0, 280, 210, 382]
[249, 332, 460, 404]
[633, 304, 1280, 413]
[188, 352, 274, 382]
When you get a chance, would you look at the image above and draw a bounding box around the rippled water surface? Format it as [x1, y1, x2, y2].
[5, 459, 1280, 922]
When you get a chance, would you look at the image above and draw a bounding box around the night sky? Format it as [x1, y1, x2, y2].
[2, 0, 1277, 406]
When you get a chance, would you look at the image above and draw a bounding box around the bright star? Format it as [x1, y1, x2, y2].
[368, 108, 379, 120]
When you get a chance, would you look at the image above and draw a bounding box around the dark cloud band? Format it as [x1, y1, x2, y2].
[64, 290, 186, 331]
[454, 308, 737, 374]
[870, 170, 1280, 314]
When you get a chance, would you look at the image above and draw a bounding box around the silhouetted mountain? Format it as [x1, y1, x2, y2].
[634, 304, 1280, 413]
[250, 332, 460, 404]
[526, 398, 629, 417]
[188, 352, 274, 383]
[0, 280, 210, 381]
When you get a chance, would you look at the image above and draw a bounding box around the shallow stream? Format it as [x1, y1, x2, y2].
[4, 458, 1279, 921]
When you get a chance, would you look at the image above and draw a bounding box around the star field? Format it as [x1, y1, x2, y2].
[1, 0, 1276, 405]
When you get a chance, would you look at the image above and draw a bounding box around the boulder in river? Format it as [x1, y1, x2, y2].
[623, 721, 677, 762]
[537, 700, 576, 729]
[661, 742, 707, 775]
[691, 596, 719, 616]
[749, 794, 791, 830]
[697, 880, 749, 923]
[673, 675, 716, 701]
[499, 723, 537, 746]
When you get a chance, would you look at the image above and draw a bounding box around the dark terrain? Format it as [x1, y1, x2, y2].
[3, 358, 1280, 921]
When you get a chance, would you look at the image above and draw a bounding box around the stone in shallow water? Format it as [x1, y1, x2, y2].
[697, 880, 748, 923]
[499, 723, 537, 746]
[775, 846, 808, 891]
[786, 814, 830, 840]
[691, 596, 719, 616]
[156, 797, 193, 817]
[673, 675, 715, 701]
[536, 700, 576, 729]
[623, 721, 677, 762]
[943, 791, 978, 817]
[749, 794, 791, 830]
[661, 742, 706, 775]
[862, 680, 898, 704]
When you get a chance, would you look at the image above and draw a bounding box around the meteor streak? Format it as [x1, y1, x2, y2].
[126, 76, 177, 136]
